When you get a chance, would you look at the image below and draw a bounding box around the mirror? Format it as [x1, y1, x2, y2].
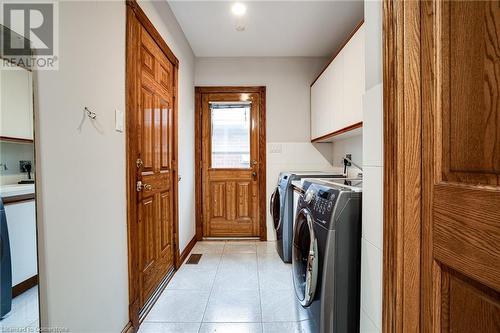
[0, 25, 40, 330]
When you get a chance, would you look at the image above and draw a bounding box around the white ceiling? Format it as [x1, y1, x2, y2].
[168, 1, 364, 57]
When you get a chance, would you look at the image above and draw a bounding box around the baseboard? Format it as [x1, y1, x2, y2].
[121, 321, 134, 333]
[12, 275, 38, 298]
[178, 235, 197, 266]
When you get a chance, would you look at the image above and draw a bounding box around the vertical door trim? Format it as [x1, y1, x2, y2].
[383, 0, 422, 332]
[125, 1, 180, 330]
[194, 86, 267, 241]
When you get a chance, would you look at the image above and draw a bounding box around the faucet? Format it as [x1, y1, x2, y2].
[343, 155, 363, 177]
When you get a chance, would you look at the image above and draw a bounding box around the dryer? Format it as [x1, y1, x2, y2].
[292, 178, 362, 333]
[269, 172, 344, 263]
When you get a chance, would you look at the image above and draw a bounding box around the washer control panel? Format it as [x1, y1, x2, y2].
[312, 188, 336, 216]
[302, 183, 339, 224]
[313, 195, 334, 216]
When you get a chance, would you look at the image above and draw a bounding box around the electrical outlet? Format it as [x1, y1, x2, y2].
[270, 144, 282, 154]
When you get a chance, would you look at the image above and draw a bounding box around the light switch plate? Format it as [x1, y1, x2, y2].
[115, 109, 124, 132]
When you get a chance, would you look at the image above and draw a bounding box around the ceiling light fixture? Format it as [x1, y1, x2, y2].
[231, 2, 246, 16]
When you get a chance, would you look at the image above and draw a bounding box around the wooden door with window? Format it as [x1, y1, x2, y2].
[133, 20, 176, 307]
[200, 92, 261, 237]
[421, 1, 500, 331]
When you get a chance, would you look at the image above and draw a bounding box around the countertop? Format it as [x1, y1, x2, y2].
[0, 184, 35, 204]
[291, 180, 304, 193]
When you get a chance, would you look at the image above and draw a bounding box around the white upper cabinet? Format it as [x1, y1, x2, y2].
[0, 68, 34, 140]
[342, 25, 365, 130]
[311, 23, 364, 142]
[311, 52, 344, 139]
[330, 49, 345, 135]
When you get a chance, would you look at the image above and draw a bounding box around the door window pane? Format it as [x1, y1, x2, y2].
[211, 103, 251, 168]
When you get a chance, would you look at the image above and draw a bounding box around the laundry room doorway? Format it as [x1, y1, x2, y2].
[195, 87, 266, 240]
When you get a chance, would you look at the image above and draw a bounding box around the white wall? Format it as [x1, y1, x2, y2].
[195, 57, 326, 142]
[360, 1, 383, 332]
[195, 57, 338, 239]
[36, 2, 127, 331]
[36, 1, 195, 331]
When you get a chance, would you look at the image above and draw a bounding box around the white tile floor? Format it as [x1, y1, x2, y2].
[0, 286, 39, 329]
[141, 241, 310, 333]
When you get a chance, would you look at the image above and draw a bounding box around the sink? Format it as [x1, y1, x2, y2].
[0, 184, 35, 198]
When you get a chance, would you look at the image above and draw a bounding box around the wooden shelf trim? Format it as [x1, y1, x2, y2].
[0, 136, 34, 144]
[311, 121, 363, 143]
[2, 193, 35, 205]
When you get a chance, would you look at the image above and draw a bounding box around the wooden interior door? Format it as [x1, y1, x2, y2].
[201, 92, 261, 237]
[135, 24, 176, 306]
[422, 0, 500, 331]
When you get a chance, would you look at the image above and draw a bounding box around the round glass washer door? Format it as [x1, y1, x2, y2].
[292, 208, 318, 307]
[270, 187, 281, 231]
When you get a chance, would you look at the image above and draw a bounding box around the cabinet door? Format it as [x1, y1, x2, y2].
[5, 201, 38, 285]
[0, 69, 34, 140]
[311, 53, 344, 139]
[342, 25, 365, 129]
[329, 51, 345, 133]
[311, 66, 332, 139]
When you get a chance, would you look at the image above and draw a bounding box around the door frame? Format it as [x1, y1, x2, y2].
[194, 86, 267, 241]
[382, 0, 424, 331]
[125, 0, 180, 330]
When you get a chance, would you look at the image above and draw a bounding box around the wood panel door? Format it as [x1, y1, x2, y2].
[200, 92, 261, 237]
[134, 23, 176, 307]
[421, 0, 500, 331]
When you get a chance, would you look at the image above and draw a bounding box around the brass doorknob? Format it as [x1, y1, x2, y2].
[136, 181, 152, 192]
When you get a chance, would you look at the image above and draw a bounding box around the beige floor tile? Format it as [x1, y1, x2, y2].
[203, 290, 261, 323]
[199, 322, 263, 333]
[144, 290, 209, 323]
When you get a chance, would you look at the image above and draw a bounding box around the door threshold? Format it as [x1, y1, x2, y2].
[203, 237, 260, 241]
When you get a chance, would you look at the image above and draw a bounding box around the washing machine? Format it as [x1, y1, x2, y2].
[292, 178, 362, 333]
[269, 171, 344, 263]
